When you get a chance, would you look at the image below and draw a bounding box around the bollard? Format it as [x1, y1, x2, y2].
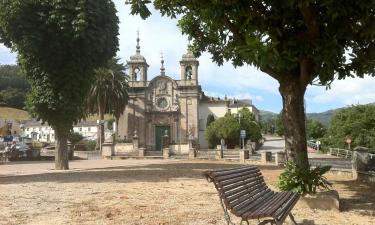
[261, 152, 272, 163]
[275, 152, 286, 165]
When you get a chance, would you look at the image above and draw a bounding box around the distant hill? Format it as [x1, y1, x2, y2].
[259, 110, 278, 121]
[0, 106, 114, 123]
[0, 107, 30, 121]
[259, 108, 343, 127]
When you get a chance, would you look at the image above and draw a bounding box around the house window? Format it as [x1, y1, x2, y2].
[79, 128, 82, 132]
[88, 127, 91, 132]
[27, 128, 29, 131]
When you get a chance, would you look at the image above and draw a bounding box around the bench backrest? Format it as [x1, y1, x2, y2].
[203, 166, 271, 213]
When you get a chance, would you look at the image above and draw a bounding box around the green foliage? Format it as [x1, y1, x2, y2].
[68, 132, 83, 144]
[206, 114, 215, 128]
[323, 105, 375, 149]
[84, 140, 96, 151]
[0, 65, 29, 108]
[306, 119, 327, 140]
[0, 0, 120, 133]
[85, 57, 129, 122]
[278, 161, 332, 194]
[205, 108, 262, 148]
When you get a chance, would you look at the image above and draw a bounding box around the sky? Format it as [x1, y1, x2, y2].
[1, 0, 375, 113]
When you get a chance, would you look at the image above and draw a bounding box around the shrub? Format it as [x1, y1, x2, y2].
[277, 161, 332, 194]
[84, 140, 96, 151]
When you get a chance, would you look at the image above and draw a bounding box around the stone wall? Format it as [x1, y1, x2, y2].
[115, 143, 135, 154]
[170, 144, 189, 155]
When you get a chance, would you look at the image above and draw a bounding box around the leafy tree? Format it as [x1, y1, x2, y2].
[323, 105, 375, 149]
[128, 0, 375, 169]
[0, 0, 119, 169]
[68, 132, 83, 145]
[275, 113, 285, 137]
[0, 65, 30, 108]
[84, 57, 129, 146]
[305, 119, 326, 140]
[206, 113, 215, 128]
[205, 109, 261, 148]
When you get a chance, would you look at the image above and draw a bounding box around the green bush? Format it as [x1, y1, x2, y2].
[205, 108, 262, 149]
[84, 140, 96, 151]
[277, 161, 332, 194]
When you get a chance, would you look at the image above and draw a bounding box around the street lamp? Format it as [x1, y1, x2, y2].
[238, 112, 243, 149]
[97, 120, 104, 152]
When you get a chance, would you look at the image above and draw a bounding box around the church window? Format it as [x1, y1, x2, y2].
[185, 66, 192, 80]
[134, 67, 141, 81]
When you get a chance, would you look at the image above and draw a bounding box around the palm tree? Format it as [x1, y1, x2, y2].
[85, 57, 129, 147]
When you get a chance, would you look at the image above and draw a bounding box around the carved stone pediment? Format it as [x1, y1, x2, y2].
[146, 76, 180, 113]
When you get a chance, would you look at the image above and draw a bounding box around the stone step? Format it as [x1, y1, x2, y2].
[144, 151, 163, 156]
[111, 155, 163, 160]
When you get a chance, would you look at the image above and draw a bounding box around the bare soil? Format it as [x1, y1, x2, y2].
[0, 159, 374, 225]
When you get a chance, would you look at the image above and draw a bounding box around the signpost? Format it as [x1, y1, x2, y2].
[346, 138, 352, 150]
[240, 130, 246, 149]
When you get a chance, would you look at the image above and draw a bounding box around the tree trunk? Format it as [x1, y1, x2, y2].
[279, 78, 309, 170]
[55, 128, 69, 170]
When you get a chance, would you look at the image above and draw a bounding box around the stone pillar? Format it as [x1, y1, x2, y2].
[138, 147, 145, 157]
[261, 152, 272, 163]
[352, 148, 369, 180]
[102, 142, 114, 159]
[188, 135, 195, 159]
[162, 131, 170, 159]
[239, 149, 249, 163]
[275, 152, 286, 165]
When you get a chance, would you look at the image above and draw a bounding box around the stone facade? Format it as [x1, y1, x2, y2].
[118, 35, 259, 151]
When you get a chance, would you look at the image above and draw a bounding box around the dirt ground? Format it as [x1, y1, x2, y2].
[0, 159, 374, 225]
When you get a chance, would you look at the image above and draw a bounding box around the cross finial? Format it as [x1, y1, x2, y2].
[136, 29, 140, 54]
[160, 51, 165, 76]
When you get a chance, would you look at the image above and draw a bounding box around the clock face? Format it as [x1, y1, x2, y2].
[157, 97, 168, 109]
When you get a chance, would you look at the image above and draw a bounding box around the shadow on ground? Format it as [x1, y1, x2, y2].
[333, 179, 375, 216]
[0, 161, 281, 185]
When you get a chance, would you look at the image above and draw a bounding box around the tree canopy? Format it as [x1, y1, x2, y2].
[323, 104, 375, 150]
[205, 108, 261, 149]
[306, 119, 326, 140]
[0, 0, 119, 169]
[0, 65, 29, 109]
[128, 0, 375, 169]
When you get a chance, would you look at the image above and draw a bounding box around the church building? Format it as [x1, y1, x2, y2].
[117, 35, 259, 153]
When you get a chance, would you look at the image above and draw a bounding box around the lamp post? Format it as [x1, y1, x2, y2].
[238, 112, 243, 149]
[97, 120, 104, 152]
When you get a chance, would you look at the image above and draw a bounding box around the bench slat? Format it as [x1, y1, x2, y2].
[214, 167, 260, 182]
[219, 175, 265, 193]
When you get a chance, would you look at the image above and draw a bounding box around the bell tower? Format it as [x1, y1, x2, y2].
[180, 44, 199, 84]
[127, 31, 148, 82]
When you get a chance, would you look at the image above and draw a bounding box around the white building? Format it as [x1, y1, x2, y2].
[22, 120, 99, 143]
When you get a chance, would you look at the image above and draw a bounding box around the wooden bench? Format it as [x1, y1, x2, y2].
[203, 166, 300, 225]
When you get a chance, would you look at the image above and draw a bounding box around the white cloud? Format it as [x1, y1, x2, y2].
[204, 91, 264, 102]
[306, 76, 375, 106]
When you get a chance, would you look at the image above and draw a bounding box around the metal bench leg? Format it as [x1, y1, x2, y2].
[240, 219, 249, 225]
[219, 198, 235, 225]
[288, 213, 298, 225]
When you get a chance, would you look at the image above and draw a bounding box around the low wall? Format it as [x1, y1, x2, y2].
[115, 143, 135, 154]
[357, 171, 375, 187]
[170, 144, 189, 155]
[74, 151, 101, 160]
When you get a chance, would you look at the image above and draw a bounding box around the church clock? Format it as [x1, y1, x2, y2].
[156, 97, 168, 109]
